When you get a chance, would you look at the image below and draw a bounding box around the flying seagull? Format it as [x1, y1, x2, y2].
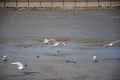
[43, 39, 49, 44]
[2, 55, 8, 62]
[103, 40, 120, 47]
[43, 39, 56, 44]
[54, 42, 66, 47]
[11, 62, 25, 70]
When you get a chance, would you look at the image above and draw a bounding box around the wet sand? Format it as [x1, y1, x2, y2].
[0, 9, 120, 80]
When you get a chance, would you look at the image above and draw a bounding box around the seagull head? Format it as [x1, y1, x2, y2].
[93, 56, 97, 60]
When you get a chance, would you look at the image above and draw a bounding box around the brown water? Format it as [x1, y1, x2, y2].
[0, 10, 120, 80]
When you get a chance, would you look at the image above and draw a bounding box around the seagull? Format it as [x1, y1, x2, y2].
[2, 55, 8, 62]
[49, 39, 56, 42]
[43, 39, 49, 44]
[54, 42, 66, 47]
[92, 56, 98, 63]
[43, 39, 56, 44]
[103, 40, 120, 47]
[11, 62, 25, 70]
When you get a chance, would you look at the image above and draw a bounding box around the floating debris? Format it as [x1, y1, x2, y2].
[11, 62, 26, 70]
[36, 56, 40, 58]
[103, 40, 120, 47]
[57, 50, 60, 53]
[2, 55, 8, 62]
[24, 64, 28, 67]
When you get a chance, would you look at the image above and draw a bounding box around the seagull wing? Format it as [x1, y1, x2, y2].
[50, 39, 56, 42]
[62, 43, 66, 46]
[103, 43, 110, 47]
[54, 42, 59, 46]
[112, 40, 120, 44]
[11, 62, 24, 70]
[43, 39, 49, 43]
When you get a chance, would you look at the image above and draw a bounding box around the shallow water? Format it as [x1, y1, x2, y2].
[0, 10, 120, 38]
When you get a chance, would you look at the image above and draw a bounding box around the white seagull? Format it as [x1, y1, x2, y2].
[43, 39, 49, 44]
[11, 62, 24, 70]
[54, 42, 66, 47]
[103, 40, 120, 47]
[92, 56, 97, 62]
[2, 55, 8, 62]
[43, 39, 56, 44]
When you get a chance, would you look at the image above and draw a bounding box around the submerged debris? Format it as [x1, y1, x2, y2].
[65, 60, 76, 64]
[57, 50, 60, 53]
[36, 56, 40, 58]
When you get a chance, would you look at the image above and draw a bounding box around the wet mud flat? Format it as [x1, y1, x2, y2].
[0, 10, 120, 80]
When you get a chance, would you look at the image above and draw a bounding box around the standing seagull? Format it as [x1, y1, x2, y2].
[11, 62, 25, 70]
[103, 40, 120, 47]
[2, 55, 8, 62]
[92, 56, 98, 63]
